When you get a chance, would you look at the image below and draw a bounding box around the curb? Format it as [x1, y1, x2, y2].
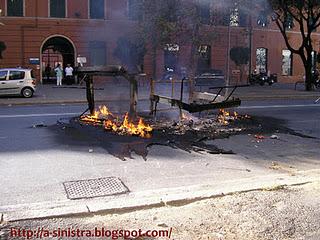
[0, 99, 138, 107]
[1, 169, 319, 222]
[239, 95, 320, 101]
[1, 95, 319, 107]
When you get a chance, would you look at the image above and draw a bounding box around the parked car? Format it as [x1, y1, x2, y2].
[0, 68, 36, 98]
[195, 69, 225, 86]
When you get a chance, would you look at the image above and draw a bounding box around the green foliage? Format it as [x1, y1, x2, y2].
[230, 46, 250, 66]
[0, 41, 6, 59]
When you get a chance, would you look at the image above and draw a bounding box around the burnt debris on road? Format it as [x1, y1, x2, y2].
[46, 107, 317, 161]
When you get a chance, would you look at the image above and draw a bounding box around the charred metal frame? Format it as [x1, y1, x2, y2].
[150, 83, 248, 117]
[150, 95, 242, 113]
[77, 65, 138, 117]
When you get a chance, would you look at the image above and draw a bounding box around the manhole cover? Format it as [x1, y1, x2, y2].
[63, 177, 129, 200]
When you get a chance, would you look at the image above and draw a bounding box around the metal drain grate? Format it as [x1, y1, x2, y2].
[63, 177, 129, 200]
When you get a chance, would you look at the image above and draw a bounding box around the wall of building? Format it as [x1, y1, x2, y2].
[0, 0, 320, 84]
[0, 0, 132, 82]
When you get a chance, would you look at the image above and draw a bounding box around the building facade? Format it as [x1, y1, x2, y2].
[0, 0, 319, 83]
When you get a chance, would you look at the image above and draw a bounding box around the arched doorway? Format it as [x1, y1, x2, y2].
[41, 36, 75, 84]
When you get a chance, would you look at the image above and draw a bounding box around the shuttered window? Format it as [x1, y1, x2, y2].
[90, 0, 105, 19]
[50, 0, 66, 18]
[128, 0, 143, 21]
[7, 0, 23, 16]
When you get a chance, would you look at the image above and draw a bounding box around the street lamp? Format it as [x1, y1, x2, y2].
[226, 23, 231, 89]
[225, 4, 237, 97]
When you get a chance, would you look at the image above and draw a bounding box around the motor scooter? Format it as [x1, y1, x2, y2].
[249, 72, 277, 86]
[161, 67, 174, 81]
[312, 70, 320, 89]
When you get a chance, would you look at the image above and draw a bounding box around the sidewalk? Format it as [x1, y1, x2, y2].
[2, 168, 320, 221]
[0, 82, 319, 106]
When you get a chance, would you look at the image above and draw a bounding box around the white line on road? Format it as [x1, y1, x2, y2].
[0, 113, 80, 119]
[0, 104, 319, 119]
[238, 104, 320, 109]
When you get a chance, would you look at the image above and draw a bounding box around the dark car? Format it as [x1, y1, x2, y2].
[195, 69, 225, 86]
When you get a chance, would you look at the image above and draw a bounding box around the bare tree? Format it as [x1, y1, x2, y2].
[268, 0, 320, 91]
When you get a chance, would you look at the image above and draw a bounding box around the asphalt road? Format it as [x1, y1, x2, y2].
[0, 99, 319, 219]
[0, 99, 318, 154]
[238, 99, 320, 138]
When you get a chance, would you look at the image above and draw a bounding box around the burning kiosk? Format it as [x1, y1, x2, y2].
[77, 65, 247, 139]
[78, 65, 246, 120]
[60, 65, 252, 159]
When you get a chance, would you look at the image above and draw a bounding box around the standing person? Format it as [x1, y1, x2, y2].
[45, 64, 51, 83]
[65, 64, 74, 85]
[54, 64, 63, 86]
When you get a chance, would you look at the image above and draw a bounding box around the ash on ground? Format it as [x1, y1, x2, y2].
[153, 110, 246, 136]
[49, 110, 315, 161]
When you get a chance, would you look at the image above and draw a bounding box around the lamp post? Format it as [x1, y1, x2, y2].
[225, 6, 233, 97]
[226, 24, 231, 92]
[248, 14, 253, 83]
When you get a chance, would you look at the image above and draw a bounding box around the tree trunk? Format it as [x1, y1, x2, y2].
[151, 45, 157, 80]
[304, 60, 313, 91]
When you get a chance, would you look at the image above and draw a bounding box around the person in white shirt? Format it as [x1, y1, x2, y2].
[65, 64, 74, 85]
[54, 64, 63, 86]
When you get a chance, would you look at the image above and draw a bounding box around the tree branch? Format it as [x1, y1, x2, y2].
[274, 18, 300, 55]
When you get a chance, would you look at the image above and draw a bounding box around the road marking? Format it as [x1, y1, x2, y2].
[238, 104, 320, 109]
[0, 113, 80, 119]
[0, 103, 319, 119]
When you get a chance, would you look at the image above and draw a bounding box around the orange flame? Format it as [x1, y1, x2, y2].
[217, 109, 239, 125]
[80, 105, 153, 138]
[116, 113, 153, 138]
[99, 105, 113, 117]
[80, 110, 102, 124]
